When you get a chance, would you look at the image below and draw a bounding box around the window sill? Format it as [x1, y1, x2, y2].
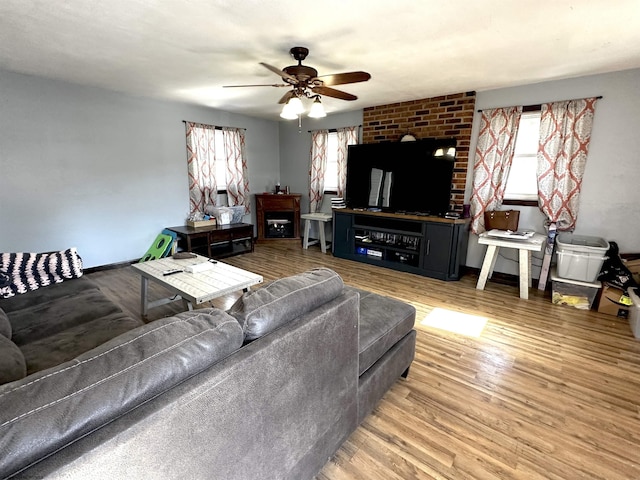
[502, 199, 538, 207]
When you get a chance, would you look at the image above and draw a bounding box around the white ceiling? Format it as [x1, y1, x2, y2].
[1, 0, 640, 119]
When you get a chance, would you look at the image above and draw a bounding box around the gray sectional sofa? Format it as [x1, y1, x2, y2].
[0, 266, 416, 480]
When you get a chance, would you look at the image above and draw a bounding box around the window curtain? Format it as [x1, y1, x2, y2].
[222, 127, 251, 214]
[537, 98, 598, 231]
[469, 106, 522, 233]
[186, 122, 219, 215]
[336, 126, 359, 197]
[309, 129, 329, 213]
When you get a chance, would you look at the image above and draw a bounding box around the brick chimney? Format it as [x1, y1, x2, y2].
[362, 91, 476, 212]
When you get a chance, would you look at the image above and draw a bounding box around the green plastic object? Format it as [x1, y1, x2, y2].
[139, 234, 174, 262]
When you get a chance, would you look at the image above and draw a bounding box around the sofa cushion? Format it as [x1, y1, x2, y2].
[9, 286, 129, 346]
[0, 335, 26, 384]
[0, 307, 11, 338]
[0, 248, 83, 299]
[228, 267, 344, 342]
[347, 287, 416, 376]
[0, 276, 142, 375]
[0, 275, 99, 315]
[20, 311, 145, 375]
[0, 308, 243, 478]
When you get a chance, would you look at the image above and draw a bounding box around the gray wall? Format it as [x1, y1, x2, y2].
[3, 66, 639, 275]
[0, 69, 280, 268]
[465, 68, 640, 278]
[278, 110, 364, 215]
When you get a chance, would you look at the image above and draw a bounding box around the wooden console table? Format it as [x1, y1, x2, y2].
[166, 223, 254, 259]
[255, 194, 301, 242]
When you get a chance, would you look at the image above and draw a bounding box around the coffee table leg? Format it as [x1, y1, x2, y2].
[141, 276, 149, 318]
[183, 298, 193, 311]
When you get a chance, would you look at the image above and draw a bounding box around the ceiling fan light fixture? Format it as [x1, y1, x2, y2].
[308, 96, 327, 118]
[228, 47, 371, 119]
[288, 96, 304, 114]
[280, 107, 298, 120]
[280, 99, 299, 119]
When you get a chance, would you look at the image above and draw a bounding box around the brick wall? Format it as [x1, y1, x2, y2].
[362, 91, 476, 212]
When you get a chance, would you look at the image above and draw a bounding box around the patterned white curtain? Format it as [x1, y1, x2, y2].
[222, 127, 251, 214]
[537, 98, 598, 231]
[469, 106, 522, 233]
[336, 126, 359, 197]
[309, 129, 329, 213]
[186, 122, 218, 215]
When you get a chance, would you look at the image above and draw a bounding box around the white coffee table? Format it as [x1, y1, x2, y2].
[132, 255, 263, 317]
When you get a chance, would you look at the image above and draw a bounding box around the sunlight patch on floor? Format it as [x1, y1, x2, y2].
[420, 308, 489, 337]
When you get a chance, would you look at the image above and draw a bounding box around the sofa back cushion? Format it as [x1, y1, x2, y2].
[0, 308, 243, 478]
[228, 268, 344, 342]
[0, 335, 26, 384]
[0, 248, 83, 299]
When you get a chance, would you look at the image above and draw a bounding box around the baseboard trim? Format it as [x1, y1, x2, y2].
[84, 259, 137, 275]
[464, 266, 542, 289]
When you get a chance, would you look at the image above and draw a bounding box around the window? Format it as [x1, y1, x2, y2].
[323, 131, 339, 193]
[503, 110, 541, 202]
[212, 128, 228, 192]
[186, 123, 250, 215]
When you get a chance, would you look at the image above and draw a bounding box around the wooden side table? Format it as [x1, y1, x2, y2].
[476, 232, 545, 299]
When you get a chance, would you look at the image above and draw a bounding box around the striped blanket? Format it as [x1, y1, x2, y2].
[0, 248, 83, 299]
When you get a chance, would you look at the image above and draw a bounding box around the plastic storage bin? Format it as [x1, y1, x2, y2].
[551, 268, 601, 310]
[627, 287, 640, 339]
[555, 233, 609, 283]
[205, 206, 245, 225]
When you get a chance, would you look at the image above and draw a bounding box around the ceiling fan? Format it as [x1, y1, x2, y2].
[224, 47, 371, 118]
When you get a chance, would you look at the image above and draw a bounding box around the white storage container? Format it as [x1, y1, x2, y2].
[627, 287, 640, 340]
[205, 206, 245, 225]
[551, 268, 601, 310]
[555, 233, 609, 283]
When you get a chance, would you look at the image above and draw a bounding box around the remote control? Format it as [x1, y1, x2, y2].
[162, 269, 183, 276]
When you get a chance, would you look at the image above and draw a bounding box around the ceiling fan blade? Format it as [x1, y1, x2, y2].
[313, 71, 371, 86]
[223, 83, 288, 88]
[259, 62, 298, 83]
[278, 91, 295, 104]
[312, 86, 358, 101]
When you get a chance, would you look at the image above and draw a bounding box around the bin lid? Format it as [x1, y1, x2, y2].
[556, 233, 609, 249]
[550, 267, 602, 288]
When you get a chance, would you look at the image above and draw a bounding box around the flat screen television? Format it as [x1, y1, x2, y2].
[345, 138, 457, 216]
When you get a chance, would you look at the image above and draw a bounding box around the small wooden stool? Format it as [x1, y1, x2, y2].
[476, 232, 545, 299]
[301, 213, 332, 253]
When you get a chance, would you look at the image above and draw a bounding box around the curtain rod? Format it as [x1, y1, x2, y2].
[182, 120, 246, 130]
[307, 125, 363, 133]
[476, 95, 603, 113]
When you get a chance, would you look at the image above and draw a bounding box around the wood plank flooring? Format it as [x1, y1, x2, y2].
[88, 241, 640, 480]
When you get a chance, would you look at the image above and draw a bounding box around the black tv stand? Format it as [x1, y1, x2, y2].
[332, 209, 469, 281]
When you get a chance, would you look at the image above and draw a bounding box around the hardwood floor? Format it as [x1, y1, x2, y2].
[88, 242, 640, 480]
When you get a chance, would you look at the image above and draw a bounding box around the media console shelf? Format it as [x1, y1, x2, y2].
[332, 209, 469, 281]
